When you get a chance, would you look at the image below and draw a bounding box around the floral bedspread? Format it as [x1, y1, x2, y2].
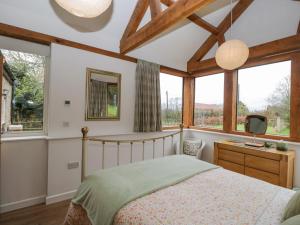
[64, 168, 294, 225]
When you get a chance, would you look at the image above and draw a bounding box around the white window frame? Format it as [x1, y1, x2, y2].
[0, 36, 50, 137]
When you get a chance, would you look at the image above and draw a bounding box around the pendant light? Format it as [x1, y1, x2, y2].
[54, 0, 112, 18]
[215, 0, 249, 70]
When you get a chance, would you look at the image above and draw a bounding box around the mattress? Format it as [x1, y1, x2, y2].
[64, 168, 294, 225]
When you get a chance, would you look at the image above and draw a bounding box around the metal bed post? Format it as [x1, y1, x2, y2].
[81, 127, 89, 182]
[162, 137, 165, 156]
[117, 141, 120, 166]
[130, 142, 133, 163]
[152, 140, 155, 159]
[180, 124, 184, 155]
[142, 141, 145, 160]
[102, 141, 105, 169]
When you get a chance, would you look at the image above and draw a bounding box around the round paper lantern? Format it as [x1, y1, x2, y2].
[215, 39, 249, 70]
[55, 0, 112, 18]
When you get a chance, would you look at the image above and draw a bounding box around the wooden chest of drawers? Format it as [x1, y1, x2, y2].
[214, 141, 295, 188]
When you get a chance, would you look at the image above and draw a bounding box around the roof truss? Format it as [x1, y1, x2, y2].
[160, 0, 219, 35]
[120, 0, 216, 54]
[187, 0, 254, 72]
[190, 35, 300, 76]
[120, 0, 297, 76]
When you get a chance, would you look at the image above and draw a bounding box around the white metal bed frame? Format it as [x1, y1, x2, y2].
[80, 125, 184, 181]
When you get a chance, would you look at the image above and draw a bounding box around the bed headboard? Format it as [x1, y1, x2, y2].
[80, 125, 184, 181]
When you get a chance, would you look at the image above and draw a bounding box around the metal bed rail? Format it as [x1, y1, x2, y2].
[81, 124, 184, 181]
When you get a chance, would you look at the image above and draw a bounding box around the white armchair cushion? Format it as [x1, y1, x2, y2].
[183, 139, 205, 159]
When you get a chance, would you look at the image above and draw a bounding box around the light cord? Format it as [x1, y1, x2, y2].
[230, 0, 233, 39]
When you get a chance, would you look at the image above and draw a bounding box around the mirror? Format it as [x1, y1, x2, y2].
[245, 115, 268, 135]
[85, 68, 121, 120]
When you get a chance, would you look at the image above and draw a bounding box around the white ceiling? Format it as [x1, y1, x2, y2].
[0, 0, 299, 71]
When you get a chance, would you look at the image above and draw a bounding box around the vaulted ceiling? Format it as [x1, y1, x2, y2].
[0, 0, 299, 71]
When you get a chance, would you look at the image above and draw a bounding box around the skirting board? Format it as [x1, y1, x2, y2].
[46, 190, 77, 205]
[0, 195, 46, 213]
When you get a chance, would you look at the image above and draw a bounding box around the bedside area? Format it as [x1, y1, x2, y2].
[214, 141, 295, 188]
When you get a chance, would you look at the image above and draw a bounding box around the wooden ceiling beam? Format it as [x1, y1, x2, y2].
[120, 0, 215, 54]
[188, 35, 300, 75]
[120, 0, 149, 43]
[0, 23, 189, 77]
[217, 34, 225, 46]
[188, 0, 254, 64]
[161, 0, 219, 35]
[149, 0, 162, 19]
[185, 14, 219, 35]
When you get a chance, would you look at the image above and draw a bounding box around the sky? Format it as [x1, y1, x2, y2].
[195, 73, 224, 105]
[160, 73, 183, 104]
[238, 61, 291, 111]
[161, 60, 291, 111]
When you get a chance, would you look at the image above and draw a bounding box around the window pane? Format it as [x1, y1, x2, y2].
[194, 73, 224, 129]
[237, 61, 291, 136]
[1, 49, 45, 133]
[160, 73, 183, 127]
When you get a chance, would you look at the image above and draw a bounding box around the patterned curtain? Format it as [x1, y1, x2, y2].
[134, 59, 162, 132]
[88, 79, 108, 118]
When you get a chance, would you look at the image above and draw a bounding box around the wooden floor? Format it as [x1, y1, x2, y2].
[0, 200, 70, 225]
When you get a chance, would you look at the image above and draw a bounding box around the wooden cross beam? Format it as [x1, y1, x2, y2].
[120, 0, 215, 54]
[187, 0, 254, 68]
[149, 0, 162, 19]
[120, 0, 149, 43]
[161, 0, 219, 35]
[189, 35, 300, 75]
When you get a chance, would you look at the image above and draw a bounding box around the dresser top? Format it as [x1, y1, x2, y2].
[215, 140, 295, 157]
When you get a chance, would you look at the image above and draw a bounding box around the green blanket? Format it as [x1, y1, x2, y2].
[72, 155, 218, 225]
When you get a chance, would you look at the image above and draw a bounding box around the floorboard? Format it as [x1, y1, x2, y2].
[0, 200, 70, 225]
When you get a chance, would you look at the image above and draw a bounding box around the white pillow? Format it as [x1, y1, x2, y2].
[183, 139, 202, 156]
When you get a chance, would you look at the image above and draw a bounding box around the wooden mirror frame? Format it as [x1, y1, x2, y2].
[85, 68, 121, 121]
[245, 115, 268, 135]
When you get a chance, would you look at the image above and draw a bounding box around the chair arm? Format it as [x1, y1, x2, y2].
[196, 142, 206, 160]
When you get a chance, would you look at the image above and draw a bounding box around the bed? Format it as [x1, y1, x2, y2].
[64, 126, 295, 225]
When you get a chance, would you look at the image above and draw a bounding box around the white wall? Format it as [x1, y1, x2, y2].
[0, 139, 47, 213]
[48, 44, 136, 138]
[186, 129, 300, 188]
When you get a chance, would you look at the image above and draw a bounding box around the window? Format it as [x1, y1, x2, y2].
[1, 49, 46, 134]
[237, 61, 291, 136]
[160, 73, 183, 127]
[194, 73, 224, 129]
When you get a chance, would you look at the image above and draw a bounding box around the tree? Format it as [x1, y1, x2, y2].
[2, 50, 45, 128]
[267, 76, 290, 122]
[237, 101, 249, 116]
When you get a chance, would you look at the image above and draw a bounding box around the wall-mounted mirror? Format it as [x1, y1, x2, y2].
[85, 68, 121, 121]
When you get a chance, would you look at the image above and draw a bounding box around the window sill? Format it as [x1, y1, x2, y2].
[230, 130, 297, 142]
[162, 126, 181, 130]
[189, 127, 300, 145]
[1, 131, 47, 142]
[190, 126, 225, 133]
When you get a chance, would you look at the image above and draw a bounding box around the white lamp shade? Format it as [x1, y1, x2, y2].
[215, 39, 249, 70]
[55, 0, 112, 18]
